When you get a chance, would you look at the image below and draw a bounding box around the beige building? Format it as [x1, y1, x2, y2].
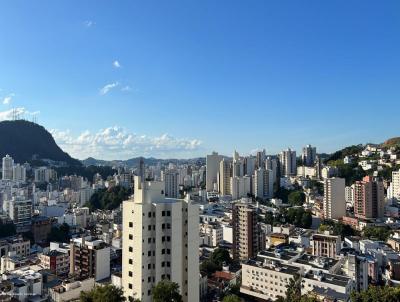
[206, 152, 223, 191]
[218, 159, 232, 196]
[323, 177, 346, 219]
[122, 176, 199, 302]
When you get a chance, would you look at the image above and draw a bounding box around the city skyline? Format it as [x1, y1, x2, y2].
[1, 1, 400, 160]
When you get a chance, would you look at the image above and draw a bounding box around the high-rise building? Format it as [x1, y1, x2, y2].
[391, 169, 400, 200]
[279, 148, 297, 176]
[12, 164, 26, 183]
[122, 176, 199, 302]
[2, 155, 14, 180]
[302, 144, 317, 167]
[265, 156, 278, 185]
[232, 150, 244, 178]
[163, 170, 179, 198]
[232, 203, 260, 260]
[323, 177, 346, 220]
[354, 176, 385, 219]
[218, 159, 232, 196]
[206, 152, 223, 192]
[244, 156, 256, 177]
[256, 149, 266, 169]
[253, 168, 273, 199]
[231, 176, 251, 200]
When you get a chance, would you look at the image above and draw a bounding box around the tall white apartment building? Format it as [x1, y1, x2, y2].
[265, 156, 278, 184]
[279, 148, 297, 176]
[253, 168, 273, 199]
[244, 156, 256, 176]
[232, 151, 244, 178]
[302, 144, 317, 167]
[163, 170, 179, 198]
[392, 169, 400, 200]
[231, 176, 251, 200]
[345, 185, 355, 204]
[206, 152, 223, 191]
[323, 177, 346, 220]
[122, 176, 199, 302]
[12, 164, 26, 182]
[2, 155, 14, 180]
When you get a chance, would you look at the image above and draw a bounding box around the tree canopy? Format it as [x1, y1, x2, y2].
[222, 294, 241, 302]
[47, 223, 71, 243]
[200, 248, 232, 276]
[80, 285, 125, 302]
[363, 226, 392, 241]
[288, 191, 306, 206]
[152, 280, 182, 302]
[350, 286, 400, 302]
[86, 185, 132, 210]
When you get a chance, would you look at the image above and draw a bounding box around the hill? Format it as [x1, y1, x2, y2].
[0, 120, 81, 166]
[382, 137, 400, 149]
[81, 156, 205, 167]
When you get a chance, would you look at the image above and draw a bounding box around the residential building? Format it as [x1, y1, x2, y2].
[218, 159, 232, 196]
[69, 236, 110, 281]
[279, 148, 296, 176]
[163, 170, 179, 198]
[253, 168, 273, 199]
[354, 176, 385, 219]
[206, 152, 223, 192]
[232, 203, 260, 260]
[302, 144, 317, 167]
[323, 177, 346, 220]
[2, 155, 14, 181]
[122, 176, 199, 302]
[311, 233, 341, 259]
[39, 250, 69, 276]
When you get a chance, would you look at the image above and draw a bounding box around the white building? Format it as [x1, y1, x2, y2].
[122, 176, 199, 302]
[12, 164, 26, 183]
[323, 178, 346, 220]
[206, 152, 223, 192]
[279, 148, 296, 176]
[163, 170, 179, 198]
[391, 169, 400, 200]
[231, 176, 251, 200]
[2, 155, 14, 180]
[253, 168, 273, 199]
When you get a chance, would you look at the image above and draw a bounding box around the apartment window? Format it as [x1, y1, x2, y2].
[148, 251, 151, 256]
[162, 249, 165, 255]
[148, 212, 152, 217]
[167, 223, 171, 229]
[129, 271, 133, 277]
[167, 211, 171, 216]
[162, 262, 165, 267]
[167, 249, 171, 255]
[129, 222, 133, 228]
[167, 236, 171, 242]
[162, 211, 166, 216]
[129, 234, 133, 240]
[167, 262, 170, 267]
[129, 247, 133, 252]
[148, 225, 151, 231]
[148, 238, 151, 243]
[148, 264, 151, 269]
[128, 284, 132, 289]
[148, 277, 151, 282]
[129, 259, 133, 264]
[162, 223, 165, 229]
[148, 290, 151, 296]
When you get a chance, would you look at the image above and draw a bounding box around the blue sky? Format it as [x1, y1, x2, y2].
[0, 1, 399, 160]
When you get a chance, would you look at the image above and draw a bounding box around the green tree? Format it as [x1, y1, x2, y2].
[363, 226, 392, 241]
[80, 285, 125, 302]
[222, 294, 241, 302]
[152, 280, 182, 302]
[210, 248, 231, 266]
[285, 274, 301, 302]
[350, 285, 400, 302]
[288, 191, 306, 206]
[47, 223, 71, 243]
[200, 260, 219, 276]
[86, 186, 132, 210]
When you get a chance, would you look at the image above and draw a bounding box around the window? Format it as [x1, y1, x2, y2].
[148, 212, 151, 217]
[129, 247, 133, 252]
[129, 234, 133, 240]
[167, 249, 171, 254]
[148, 264, 151, 269]
[162, 211, 166, 216]
[148, 225, 151, 231]
[148, 251, 151, 256]
[129, 259, 133, 264]
[128, 283, 132, 289]
[167, 236, 171, 242]
[162, 249, 165, 255]
[129, 222, 133, 228]
[162, 262, 165, 267]
[162, 223, 165, 229]
[129, 271, 133, 277]
[167, 211, 171, 216]
[148, 238, 151, 243]
[167, 223, 171, 229]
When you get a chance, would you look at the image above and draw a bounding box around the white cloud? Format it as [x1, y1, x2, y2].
[84, 20, 95, 28]
[99, 82, 119, 95]
[113, 60, 121, 68]
[121, 85, 131, 91]
[2, 96, 12, 105]
[0, 107, 40, 121]
[50, 126, 202, 160]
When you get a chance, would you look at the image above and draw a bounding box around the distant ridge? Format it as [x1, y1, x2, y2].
[81, 156, 206, 167]
[0, 120, 81, 166]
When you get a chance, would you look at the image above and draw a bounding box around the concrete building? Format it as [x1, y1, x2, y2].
[0, 236, 30, 258]
[7, 197, 32, 232]
[163, 170, 179, 198]
[122, 176, 199, 302]
[345, 185, 355, 204]
[391, 169, 400, 200]
[69, 236, 110, 281]
[39, 250, 69, 276]
[253, 168, 273, 199]
[232, 203, 260, 260]
[302, 144, 317, 167]
[279, 148, 296, 176]
[218, 159, 232, 196]
[49, 278, 95, 302]
[12, 164, 26, 183]
[311, 233, 341, 259]
[354, 176, 385, 219]
[231, 176, 251, 200]
[2, 155, 14, 181]
[206, 152, 223, 192]
[256, 149, 266, 169]
[323, 178, 346, 220]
